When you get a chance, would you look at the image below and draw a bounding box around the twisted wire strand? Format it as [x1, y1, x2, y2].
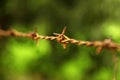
[0, 27, 120, 54]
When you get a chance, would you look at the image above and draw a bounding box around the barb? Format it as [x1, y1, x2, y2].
[0, 27, 120, 54]
[53, 26, 69, 48]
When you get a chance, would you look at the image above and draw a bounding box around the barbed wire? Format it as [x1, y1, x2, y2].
[0, 27, 120, 54]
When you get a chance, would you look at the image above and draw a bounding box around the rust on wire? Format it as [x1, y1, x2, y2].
[0, 27, 120, 54]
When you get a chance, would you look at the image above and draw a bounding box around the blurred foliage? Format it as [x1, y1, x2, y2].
[0, 0, 120, 80]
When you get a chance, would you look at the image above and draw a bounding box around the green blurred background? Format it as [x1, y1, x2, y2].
[0, 0, 120, 80]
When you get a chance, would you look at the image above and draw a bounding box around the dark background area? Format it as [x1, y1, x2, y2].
[0, 0, 120, 80]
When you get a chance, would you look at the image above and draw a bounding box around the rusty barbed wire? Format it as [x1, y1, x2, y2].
[0, 27, 120, 54]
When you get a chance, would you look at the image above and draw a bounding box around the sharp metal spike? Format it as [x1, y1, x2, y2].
[61, 26, 66, 35]
[96, 47, 102, 55]
[62, 43, 67, 49]
[36, 39, 39, 46]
